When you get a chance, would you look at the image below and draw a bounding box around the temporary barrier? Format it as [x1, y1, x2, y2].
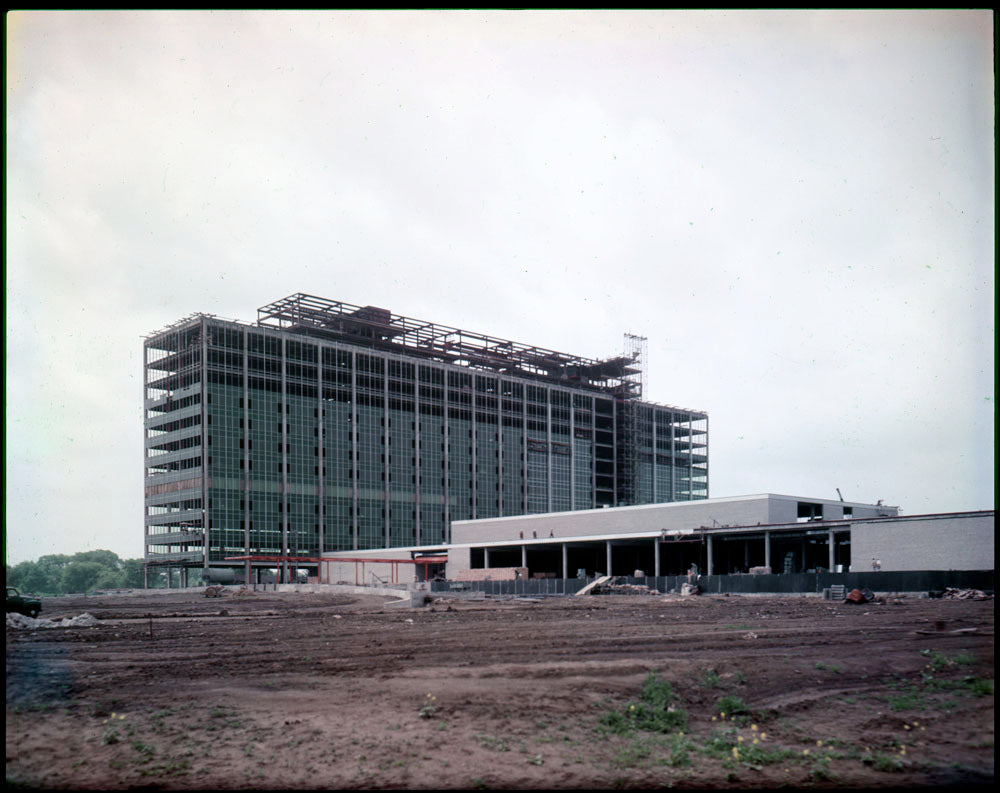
[430, 569, 993, 597]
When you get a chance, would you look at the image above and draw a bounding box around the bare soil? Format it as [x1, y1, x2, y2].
[6, 589, 994, 790]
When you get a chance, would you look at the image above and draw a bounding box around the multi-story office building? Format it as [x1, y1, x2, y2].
[143, 294, 708, 579]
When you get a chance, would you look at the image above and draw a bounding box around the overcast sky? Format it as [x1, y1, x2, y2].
[5, 10, 994, 565]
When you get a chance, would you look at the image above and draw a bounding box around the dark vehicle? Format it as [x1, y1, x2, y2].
[6, 587, 42, 618]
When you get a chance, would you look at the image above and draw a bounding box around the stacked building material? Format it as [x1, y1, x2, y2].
[454, 567, 528, 582]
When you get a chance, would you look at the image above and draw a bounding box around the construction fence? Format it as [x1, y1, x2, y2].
[430, 569, 994, 597]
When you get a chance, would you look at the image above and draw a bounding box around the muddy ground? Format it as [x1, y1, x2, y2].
[6, 588, 994, 790]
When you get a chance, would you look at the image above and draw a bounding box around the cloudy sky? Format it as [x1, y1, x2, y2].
[5, 10, 994, 565]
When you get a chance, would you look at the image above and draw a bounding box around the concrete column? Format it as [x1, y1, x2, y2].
[764, 531, 771, 570]
[828, 530, 835, 571]
[521, 544, 527, 569]
[562, 543, 568, 579]
[654, 538, 660, 577]
[484, 548, 490, 569]
[605, 541, 612, 576]
[706, 535, 714, 576]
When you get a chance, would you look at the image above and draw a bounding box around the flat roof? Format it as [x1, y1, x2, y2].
[452, 493, 899, 526]
[316, 510, 993, 557]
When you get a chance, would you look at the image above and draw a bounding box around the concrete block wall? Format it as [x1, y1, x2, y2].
[446, 546, 471, 580]
[454, 567, 526, 582]
[766, 496, 897, 524]
[851, 513, 993, 572]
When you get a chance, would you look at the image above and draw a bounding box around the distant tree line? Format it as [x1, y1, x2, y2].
[5, 550, 163, 595]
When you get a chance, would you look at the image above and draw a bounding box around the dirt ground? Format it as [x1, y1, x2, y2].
[6, 588, 994, 790]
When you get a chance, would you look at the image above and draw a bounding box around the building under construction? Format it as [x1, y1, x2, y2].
[143, 294, 708, 581]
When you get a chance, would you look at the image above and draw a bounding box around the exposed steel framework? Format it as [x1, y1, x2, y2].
[257, 293, 643, 396]
[617, 333, 648, 505]
[142, 294, 709, 583]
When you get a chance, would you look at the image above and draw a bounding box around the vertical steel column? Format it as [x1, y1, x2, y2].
[521, 544, 527, 569]
[828, 529, 835, 571]
[562, 543, 568, 580]
[706, 534, 714, 575]
[484, 547, 490, 569]
[704, 414, 710, 498]
[569, 395, 575, 511]
[546, 389, 552, 513]
[764, 531, 771, 570]
[687, 415, 694, 500]
[200, 318, 209, 573]
[612, 399, 618, 507]
[471, 377, 477, 520]
[443, 370, 450, 542]
[317, 344, 324, 557]
[142, 341, 149, 576]
[384, 356, 390, 549]
[243, 329, 250, 585]
[497, 379, 503, 517]
[672, 411, 679, 501]
[654, 537, 660, 577]
[652, 410, 658, 502]
[591, 395, 596, 508]
[351, 350, 358, 550]
[605, 540, 612, 577]
[414, 363, 421, 545]
[521, 388, 528, 514]
[280, 336, 288, 583]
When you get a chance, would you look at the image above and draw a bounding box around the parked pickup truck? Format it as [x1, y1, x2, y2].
[6, 587, 42, 618]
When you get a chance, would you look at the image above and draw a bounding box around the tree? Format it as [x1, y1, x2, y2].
[74, 550, 123, 570]
[7, 560, 60, 595]
[7, 551, 150, 594]
[60, 561, 106, 594]
[120, 558, 145, 589]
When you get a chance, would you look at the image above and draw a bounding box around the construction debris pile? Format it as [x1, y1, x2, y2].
[203, 585, 256, 599]
[844, 588, 875, 604]
[939, 587, 992, 601]
[590, 578, 662, 596]
[6, 612, 100, 630]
